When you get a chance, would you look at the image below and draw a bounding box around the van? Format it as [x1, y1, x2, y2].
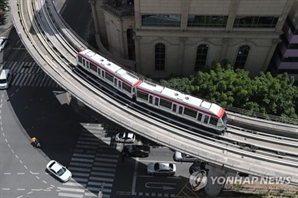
[0, 69, 12, 89]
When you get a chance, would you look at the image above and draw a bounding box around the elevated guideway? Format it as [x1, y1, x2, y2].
[10, 0, 298, 187]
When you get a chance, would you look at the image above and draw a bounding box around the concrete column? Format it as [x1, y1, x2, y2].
[178, 37, 187, 75]
[89, 0, 100, 34]
[220, 38, 231, 60]
[275, 0, 295, 32]
[180, 0, 190, 31]
[133, 36, 141, 73]
[225, 0, 240, 31]
[204, 165, 226, 197]
[262, 38, 280, 71]
[134, 0, 141, 29]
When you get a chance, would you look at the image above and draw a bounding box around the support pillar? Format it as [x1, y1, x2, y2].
[262, 38, 280, 71]
[220, 38, 231, 60]
[89, 0, 100, 34]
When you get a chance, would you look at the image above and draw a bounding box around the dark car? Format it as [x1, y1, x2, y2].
[189, 161, 207, 175]
[122, 145, 150, 157]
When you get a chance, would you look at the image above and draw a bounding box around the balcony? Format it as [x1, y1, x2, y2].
[102, 1, 134, 17]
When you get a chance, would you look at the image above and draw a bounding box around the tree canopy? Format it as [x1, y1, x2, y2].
[160, 60, 298, 119]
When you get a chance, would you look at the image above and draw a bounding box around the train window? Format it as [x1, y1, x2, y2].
[209, 117, 218, 125]
[203, 115, 209, 124]
[105, 72, 113, 82]
[178, 106, 183, 114]
[114, 78, 117, 86]
[184, 107, 197, 118]
[137, 91, 148, 100]
[154, 98, 159, 106]
[83, 59, 86, 66]
[78, 56, 82, 63]
[160, 98, 172, 109]
[122, 83, 131, 93]
[90, 63, 97, 72]
[197, 113, 203, 121]
[172, 104, 177, 113]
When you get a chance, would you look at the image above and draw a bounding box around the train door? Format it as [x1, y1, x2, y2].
[114, 78, 121, 90]
[172, 103, 178, 114]
[203, 115, 210, 125]
[102, 70, 105, 79]
[178, 106, 183, 116]
[149, 95, 153, 105]
[154, 97, 159, 107]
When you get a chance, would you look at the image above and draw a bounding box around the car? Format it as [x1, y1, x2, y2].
[147, 162, 176, 176]
[174, 151, 197, 162]
[114, 132, 136, 143]
[189, 161, 207, 174]
[46, 160, 72, 182]
[0, 37, 8, 52]
[122, 145, 150, 157]
[0, 69, 12, 89]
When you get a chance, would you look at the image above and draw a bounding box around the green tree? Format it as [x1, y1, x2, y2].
[0, 0, 8, 25]
[251, 72, 298, 118]
[160, 60, 298, 119]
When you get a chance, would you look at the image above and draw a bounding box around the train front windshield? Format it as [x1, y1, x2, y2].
[222, 112, 228, 125]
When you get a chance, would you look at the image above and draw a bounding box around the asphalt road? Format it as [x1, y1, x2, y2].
[60, 0, 92, 40]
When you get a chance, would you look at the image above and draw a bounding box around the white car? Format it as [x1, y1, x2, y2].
[0, 37, 8, 52]
[46, 160, 72, 182]
[115, 132, 136, 143]
[0, 69, 12, 89]
[174, 151, 197, 162]
[147, 162, 176, 176]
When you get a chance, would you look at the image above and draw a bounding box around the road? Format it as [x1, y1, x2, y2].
[0, 2, 201, 198]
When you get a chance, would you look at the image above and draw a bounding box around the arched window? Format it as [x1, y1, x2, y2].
[155, 43, 165, 70]
[234, 45, 250, 69]
[195, 44, 208, 71]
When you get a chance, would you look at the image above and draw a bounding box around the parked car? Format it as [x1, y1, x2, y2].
[147, 162, 176, 176]
[174, 151, 197, 162]
[0, 69, 12, 89]
[189, 161, 207, 174]
[122, 145, 150, 157]
[114, 132, 136, 143]
[46, 160, 72, 182]
[0, 37, 8, 52]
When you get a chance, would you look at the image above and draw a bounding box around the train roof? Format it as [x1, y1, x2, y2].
[137, 80, 224, 117]
[79, 50, 141, 86]
[138, 80, 164, 93]
[162, 88, 223, 117]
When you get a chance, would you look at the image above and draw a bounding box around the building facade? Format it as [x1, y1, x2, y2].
[270, 0, 298, 83]
[91, 0, 294, 79]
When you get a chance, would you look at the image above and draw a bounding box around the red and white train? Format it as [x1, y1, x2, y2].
[77, 49, 228, 133]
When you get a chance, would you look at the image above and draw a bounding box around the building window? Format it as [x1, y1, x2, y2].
[195, 44, 208, 71]
[155, 43, 165, 70]
[233, 16, 278, 28]
[187, 15, 228, 27]
[142, 15, 181, 27]
[234, 45, 250, 69]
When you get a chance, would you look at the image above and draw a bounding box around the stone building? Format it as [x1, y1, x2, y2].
[269, 0, 298, 83]
[89, 0, 294, 79]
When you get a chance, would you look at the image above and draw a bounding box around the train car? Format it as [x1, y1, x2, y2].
[136, 80, 227, 132]
[76, 49, 227, 132]
[77, 49, 142, 98]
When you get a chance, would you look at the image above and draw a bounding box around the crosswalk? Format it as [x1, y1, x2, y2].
[3, 61, 61, 88]
[58, 123, 121, 198]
